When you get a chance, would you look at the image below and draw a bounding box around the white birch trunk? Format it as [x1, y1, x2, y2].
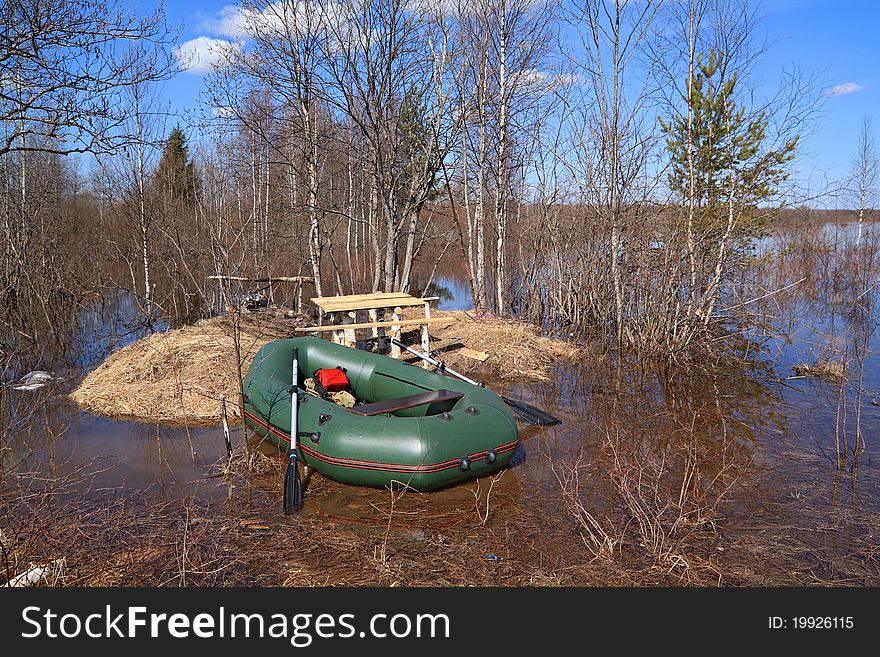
[133, 88, 152, 307]
[494, 3, 509, 315]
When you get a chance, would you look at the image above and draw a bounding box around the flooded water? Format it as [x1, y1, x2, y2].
[2, 221, 879, 585]
[2, 288, 233, 502]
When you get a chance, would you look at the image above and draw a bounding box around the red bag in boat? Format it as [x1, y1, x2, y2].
[313, 367, 351, 396]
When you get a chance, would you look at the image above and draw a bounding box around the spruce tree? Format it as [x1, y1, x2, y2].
[156, 125, 197, 203]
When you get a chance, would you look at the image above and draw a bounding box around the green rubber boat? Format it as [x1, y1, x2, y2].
[242, 337, 519, 490]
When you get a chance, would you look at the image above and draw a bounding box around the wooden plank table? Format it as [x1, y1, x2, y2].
[300, 292, 440, 360]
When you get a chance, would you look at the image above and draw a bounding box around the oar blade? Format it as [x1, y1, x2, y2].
[502, 395, 561, 427]
[283, 457, 303, 514]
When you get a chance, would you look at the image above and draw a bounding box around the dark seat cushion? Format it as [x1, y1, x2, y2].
[348, 389, 464, 417]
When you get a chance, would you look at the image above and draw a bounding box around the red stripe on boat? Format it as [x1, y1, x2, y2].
[243, 409, 518, 475]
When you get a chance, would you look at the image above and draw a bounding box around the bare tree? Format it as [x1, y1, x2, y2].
[326, 0, 453, 292]
[0, 0, 177, 315]
[236, 0, 328, 296]
[449, 0, 552, 313]
[560, 0, 661, 345]
[105, 47, 169, 313]
[850, 117, 878, 246]
[0, 0, 177, 158]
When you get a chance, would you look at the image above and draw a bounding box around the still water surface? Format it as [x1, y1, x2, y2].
[4, 223, 879, 582]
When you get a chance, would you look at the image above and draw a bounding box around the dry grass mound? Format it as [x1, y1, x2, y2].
[71, 308, 579, 424]
[71, 314, 302, 423]
[429, 310, 581, 382]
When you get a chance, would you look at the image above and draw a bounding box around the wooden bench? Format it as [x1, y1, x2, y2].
[295, 317, 448, 332]
[209, 275, 313, 313]
[305, 292, 443, 362]
[347, 389, 464, 417]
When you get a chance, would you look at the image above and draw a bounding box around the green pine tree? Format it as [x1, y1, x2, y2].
[660, 50, 797, 238]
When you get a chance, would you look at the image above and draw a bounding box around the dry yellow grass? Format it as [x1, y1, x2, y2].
[70, 314, 300, 423]
[430, 310, 582, 382]
[70, 309, 580, 423]
[792, 358, 846, 382]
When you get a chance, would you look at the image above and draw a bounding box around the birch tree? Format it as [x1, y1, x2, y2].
[849, 117, 878, 246]
[243, 0, 327, 296]
[453, 0, 551, 313]
[327, 0, 453, 292]
[109, 48, 168, 312]
[561, 0, 661, 345]
[1, 0, 175, 300]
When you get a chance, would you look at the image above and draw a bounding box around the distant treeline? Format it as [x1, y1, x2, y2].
[5, 0, 872, 359]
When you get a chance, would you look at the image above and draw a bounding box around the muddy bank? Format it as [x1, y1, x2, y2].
[9, 444, 874, 587]
[69, 310, 579, 424]
[0, 457, 708, 587]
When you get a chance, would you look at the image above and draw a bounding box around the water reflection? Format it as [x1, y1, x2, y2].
[4, 393, 231, 501]
[2, 221, 879, 583]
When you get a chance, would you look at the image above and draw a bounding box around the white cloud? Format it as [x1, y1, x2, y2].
[516, 68, 550, 85]
[175, 37, 242, 74]
[199, 3, 348, 48]
[201, 6, 253, 38]
[511, 69, 579, 92]
[200, 3, 303, 39]
[826, 82, 865, 97]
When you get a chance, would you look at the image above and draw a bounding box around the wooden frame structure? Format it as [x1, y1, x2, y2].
[209, 275, 313, 313]
[298, 292, 440, 360]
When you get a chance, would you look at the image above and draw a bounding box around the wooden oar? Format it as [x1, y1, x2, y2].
[390, 338, 561, 427]
[283, 347, 304, 514]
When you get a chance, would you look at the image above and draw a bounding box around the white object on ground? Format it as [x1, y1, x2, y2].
[12, 383, 46, 391]
[12, 370, 59, 391]
[21, 371, 54, 385]
[4, 558, 66, 587]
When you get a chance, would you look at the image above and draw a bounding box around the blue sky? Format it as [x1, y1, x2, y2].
[159, 0, 878, 197]
[761, 0, 879, 199]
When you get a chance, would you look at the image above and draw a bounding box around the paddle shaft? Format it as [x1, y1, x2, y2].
[390, 338, 479, 385]
[390, 338, 561, 427]
[290, 348, 299, 460]
[283, 347, 303, 514]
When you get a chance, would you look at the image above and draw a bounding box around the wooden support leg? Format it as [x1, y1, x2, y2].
[369, 308, 387, 353]
[390, 306, 403, 359]
[420, 301, 432, 368]
[343, 311, 357, 348]
[328, 313, 343, 345]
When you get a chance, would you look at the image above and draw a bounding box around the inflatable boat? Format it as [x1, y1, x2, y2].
[242, 337, 519, 490]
